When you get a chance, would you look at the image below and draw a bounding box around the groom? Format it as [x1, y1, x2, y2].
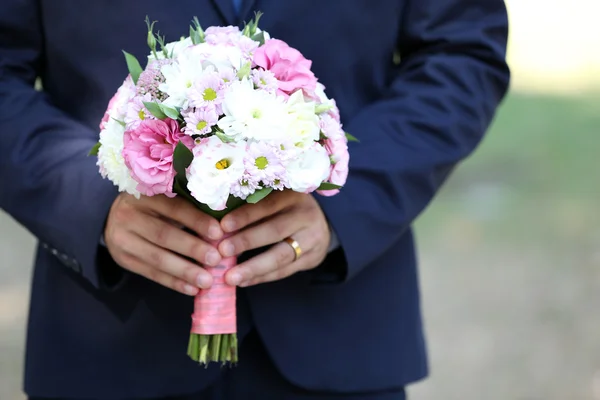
[0, 0, 510, 399]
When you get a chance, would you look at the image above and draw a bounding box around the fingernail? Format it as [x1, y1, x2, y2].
[228, 272, 242, 286]
[222, 242, 235, 257]
[223, 219, 236, 232]
[184, 284, 198, 295]
[205, 250, 220, 266]
[197, 274, 212, 289]
[208, 224, 222, 240]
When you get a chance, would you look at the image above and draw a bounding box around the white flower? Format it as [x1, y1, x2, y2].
[186, 136, 247, 210]
[285, 143, 331, 193]
[193, 42, 246, 72]
[285, 90, 321, 147]
[217, 78, 291, 142]
[97, 118, 140, 198]
[158, 50, 208, 108]
[313, 82, 331, 105]
[148, 37, 193, 60]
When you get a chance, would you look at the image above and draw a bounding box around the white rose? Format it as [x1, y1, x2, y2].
[97, 118, 140, 198]
[285, 143, 331, 193]
[186, 136, 247, 210]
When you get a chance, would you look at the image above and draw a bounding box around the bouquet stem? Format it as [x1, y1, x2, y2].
[187, 333, 238, 365]
[187, 250, 238, 366]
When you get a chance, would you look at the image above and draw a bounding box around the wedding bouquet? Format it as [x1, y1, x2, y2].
[90, 13, 353, 365]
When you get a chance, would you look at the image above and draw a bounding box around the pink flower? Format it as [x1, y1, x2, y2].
[122, 118, 193, 197]
[189, 71, 225, 113]
[251, 69, 278, 94]
[182, 106, 219, 136]
[253, 39, 318, 97]
[205, 26, 242, 46]
[124, 93, 153, 130]
[318, 115, 349, 196]
[99, 76, 135, 130]
[244, 141, 285, 186]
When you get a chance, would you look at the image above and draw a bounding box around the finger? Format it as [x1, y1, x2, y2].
[137, 195, 224, 241]
[239, 263, 301, 287]
[130, 212, 222, 267]
[224, 238, 301, 286]
[220, 190, 298, 233]
[218, 211, 302, 258]
[119, 252, 200, 296]
[123, 233, 213, 289]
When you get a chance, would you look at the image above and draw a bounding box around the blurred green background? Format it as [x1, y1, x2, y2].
[1, 1, 599, 399]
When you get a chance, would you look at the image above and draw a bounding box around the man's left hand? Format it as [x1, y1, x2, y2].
[217, 191, 331, 287]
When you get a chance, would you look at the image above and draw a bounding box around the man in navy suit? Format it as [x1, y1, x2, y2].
[0, 0, 510, 398]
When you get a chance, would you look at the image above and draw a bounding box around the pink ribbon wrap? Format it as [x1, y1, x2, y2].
[190, 241, 237, 335]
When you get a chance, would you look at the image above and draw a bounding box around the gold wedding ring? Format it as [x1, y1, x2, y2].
[283, 237, 302, 262]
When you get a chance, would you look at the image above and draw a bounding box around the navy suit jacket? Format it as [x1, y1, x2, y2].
[0, 0, 510, 398]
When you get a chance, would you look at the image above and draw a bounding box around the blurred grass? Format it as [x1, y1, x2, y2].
[417, 92, 600, 249]
[410, 92, 600, 399]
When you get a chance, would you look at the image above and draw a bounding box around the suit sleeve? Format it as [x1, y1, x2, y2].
[0, 0, 122, 289]
[315, 0, 510, 282]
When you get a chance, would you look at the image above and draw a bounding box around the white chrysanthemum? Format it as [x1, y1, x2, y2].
[217, 78, 291, 142]
[285, 142, 331, 193]
[159, 50, 209, 108]
[97, 118, 140, 198]
[148, 37, 193, 60]
[186, 136, 247, 210]
[285, 90, 321, 147]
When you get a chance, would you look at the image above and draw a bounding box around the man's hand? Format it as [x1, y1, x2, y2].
[218, 191, 331, 287]
[104, 193, 224, 296]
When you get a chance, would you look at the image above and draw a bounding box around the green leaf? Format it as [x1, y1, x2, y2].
[317, 182, 343, 191]
[236, 61, 252, 79]
[111, 117, 126, 127]
[88, 142, 101, 157]
[173, 142, 194, 177]
[215, 131, 236, 143]
[143, 101, 167, 119]
[246, 187, 273, 204]
[122, 51, 143, 85]
[345, 132, 359, 142]
[315, 103, 333, 114]
[251, 31, 266, 46]
[190, 17, 205, 44]
[159, 104, 180, 120]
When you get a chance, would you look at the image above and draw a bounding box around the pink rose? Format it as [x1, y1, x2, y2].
[122, 118, 193, 197]
[253, 39, 318, 97]
[318, 115, 349, 197]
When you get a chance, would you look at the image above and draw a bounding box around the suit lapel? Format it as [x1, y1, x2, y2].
[210, 0, 236, 25]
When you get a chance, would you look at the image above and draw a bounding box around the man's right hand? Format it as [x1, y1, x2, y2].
[104, 193, 223, 296]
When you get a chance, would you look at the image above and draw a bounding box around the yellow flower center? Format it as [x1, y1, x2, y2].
[215, 158, 231, 170]
[196, 121, 207, 131]
[251, 109, 262, 119]
[138, 110, 146, 120]
[254, 156, 268, 170]
[203, 88, 217, 101]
